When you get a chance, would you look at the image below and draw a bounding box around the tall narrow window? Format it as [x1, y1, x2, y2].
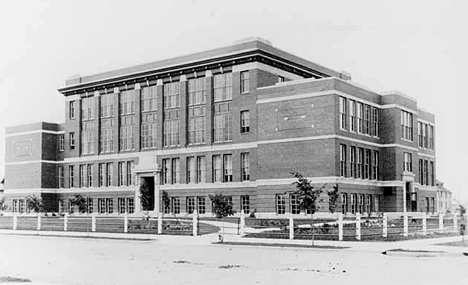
[276, 194, 286, 214]
[364, 149, 371, 179]
[290, 194, 300, 214]
[350, 194, 357, 214]
[223, 154, 233, 182]
[118, 162, 125, 186]
[357, 103, 363, 134]
[163, 82, 180, 109]
[100, 118, 114, 153]
[363, 105, 371, 135]
[69, 165, 75, 188]
[127, 198, 135, 214]
[341, 193, 348, 214]
[188, 106, 206, 145]
[69, 101, 76, 119]
[214, 102, 232, 142]
[118, 198, 126, 214]
[162, 159, 170, 185]
[240, 71, 250, 93]
[99, 163, 105, 187]
[419, 159, 424, 185]
[241, 195, 250, 214]
[188, 77, 206, 106]
[163, 109, 180, 147]
[141, 113, 157, 149]
[418, 122, 423, 148]
[69, 132, 75, 150]
[350, 146, 356, 178]
[349, 100, 356, 132]
[403, 152, 413, 172]
[423, 124, 428, 148]
[87, 164, 93, 187]
[141, 85, 157, 112]
[197, 156, 206, 183]
[213, 155, 222, 182]
[81, 121, 95, 155]
[58, 134, 65, 151]
[171, 158, 180, 184]
[187, 157, 196, 184]
[241, 153, 250, 181]
[430, 161, 435, 186]
[197, 197, 206, 214]
[357, 148, 364, 178]
[106, 198, 114, 214]
[374, 196, 380, 213]
[119, 90, 135, 151]
[429, 125, 434, 150]
[372, 151, 379, 180]
[58, 166, 64, 188]
[214, 73, 233, 102]
[340, 144, 347, 177]
[171, 197, 180, 214]
[424, 160, 429, 186]
[240, 110, 250, 133]
[371, 107, 379, 137]
[100, 93, 114, 118]
[365, 195, 372, 214]
[401, 110, 413, 141]
[126, 161, 134, 186]
[339, 97, 347, 130]
[106, 163, 113, 187]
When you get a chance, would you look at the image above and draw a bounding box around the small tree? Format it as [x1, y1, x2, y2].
[0, 197, 6, 212]
[459, 205, 466, 243]
[327, 184, 339, 214]
[139, 179, 152, 229]
[70, 194, 87, 214]
[162, 190, 171, 215]
[291, 172, 327, 246]
[25, 195, 44, 213]
[209, 193, 236, 242]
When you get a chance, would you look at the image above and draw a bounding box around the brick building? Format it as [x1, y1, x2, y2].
[3, 37, 438, 217]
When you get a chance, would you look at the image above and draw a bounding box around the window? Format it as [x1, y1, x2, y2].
[127, 198, 135, 214]
[241, 153, 250, 181]
[100, 94, 114, 118]
[163, 109, 180, 147]
[126, 161, 134, 186]
[364, 149, 371, 179]
[162, 159, 170, 185]
[171, 158, 180, 184]
[99, 164, 105, 187]
[403, 152, 412, 172]
[419, 159, 424, 185]
[118, 162, 125, 186]
[69, 101, 76, 119]
[120, 90, 135, 115]
[100, 118, 114, 153]
[240, 110, 250, 133]
[350, 194, 357, 214]
[358, 194, 364, 214]
[371, 107, 379, 137]
[141, 112, 157, 149]
[350, 146, 356, 178]
[164, 82, 180, 109]
[213, 155, 222, 182]
[79, 164, 86, 187]
[106, 198, 113, 214]
[276, 194, 286, 214]
[81, 121, 95, 155]
[365, 195, 372, 214]
[418, 122, 423, 148]
[423, 124, 428, 148]
[430, 197, 435, 213]
[187, 197, 195, 214]
[223, 154, 233, 182]
[429, 125, 434, 150]
[401, 110, 413, 141]
[374, 195, 380, 213]
[340, 144, 347, 177]
[197, 156, 206, 183]
[349, 100, 356, 132]
[106, 163, 113, 187]
[86, 198, 93, 213]
[69, 132, 75, 149]
[339, 97, 347, 130]
[188, 77, 206, 106]
[58, 166, 64, 188]
[69, 165, 75, 188]
[197, 197, 206, 214]
[13, 200, 18, 213]
[141, 86, 157, 112]
[58, 134, 65, 151]
[187, 157, 195, 183]
[430, 161, 435, 186]
[424, 160, 429, 186]
[19, 200, 25, 214]
[341, 193, 348, 214]
[363, 105, 371, 135]
[120, 116, 135, 151]
[240, 71, 250, 93]
[214, 73, 233, 102]
[357, 148, 364, 178]
[241, 196, 250, 214]
[188, 106, 206, 145]
[81, 97, 94, 120]
[118, 198, 126, 214]
[290, 194, 300, 214]
[171, 197, 180, 214]
[278, 76, 285, 83]
[214, 102, 232, 142]
[372, 151, 379, 180]
[98, 199, 106, 214]
[357, 103, 363, 134]
[87, 164, 93, 187]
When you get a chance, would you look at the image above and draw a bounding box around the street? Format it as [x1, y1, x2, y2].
[0, 234, 466, 285]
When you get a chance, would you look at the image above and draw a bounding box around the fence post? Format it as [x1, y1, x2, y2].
[240, 210, 245, 236]
[192, 210, 198, 236]
[453, 213, 458, 232]
[37, 214, 41, 231]
[355, 213, 361, 241]
[382, 213, 387, 238]
[13, 214, 17, 230]
[422, 213, 427, 235]
[439, 213, 444, 233]
[289, 217, 294, 240]
[338, 213, 343, 241]
[64, 213, 68, 231]
[124, 213, 128, 233]
[91, 214, 96, 232]
[403, 213, 408, 237]
[157, 213, 162, 234]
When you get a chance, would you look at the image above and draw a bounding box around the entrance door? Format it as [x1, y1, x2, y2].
[140, 177, 155, 211]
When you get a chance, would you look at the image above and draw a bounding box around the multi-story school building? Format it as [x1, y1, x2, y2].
[3, 37, 438, 217]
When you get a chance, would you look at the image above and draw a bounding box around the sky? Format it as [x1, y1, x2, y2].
[0, 0, 467, 201]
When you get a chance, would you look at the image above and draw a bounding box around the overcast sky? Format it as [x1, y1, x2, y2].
[0, 0, 466, 201]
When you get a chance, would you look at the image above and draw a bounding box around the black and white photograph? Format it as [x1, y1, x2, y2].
[0, 1, 467, 284]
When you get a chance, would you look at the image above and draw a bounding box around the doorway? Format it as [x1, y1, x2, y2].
[140, 176, 155, 211]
